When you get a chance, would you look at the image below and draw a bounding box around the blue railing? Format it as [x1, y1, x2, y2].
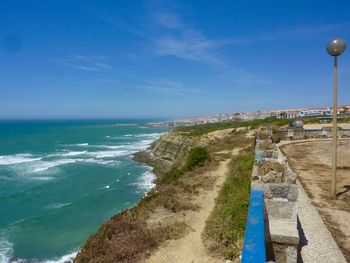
[241, 188, 266, 263]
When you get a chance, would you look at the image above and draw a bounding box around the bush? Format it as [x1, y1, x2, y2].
[185, 147, 210, 171]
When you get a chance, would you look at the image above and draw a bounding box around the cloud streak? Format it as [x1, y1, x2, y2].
[139, 79, 204, 96]
[57, 54, 112, 71]
[148, 9, 224, 65]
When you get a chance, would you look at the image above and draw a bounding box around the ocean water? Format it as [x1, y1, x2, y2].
[0, 120, 168, 263]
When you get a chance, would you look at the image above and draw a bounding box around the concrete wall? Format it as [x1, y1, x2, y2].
[277, 128, 350, 141]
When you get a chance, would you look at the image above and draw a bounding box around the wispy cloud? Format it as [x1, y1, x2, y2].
[139, 79, 204, 96]
[56, 53, 112, 71]
[148, 8, 224, 65]
[96, 2, 348, 88]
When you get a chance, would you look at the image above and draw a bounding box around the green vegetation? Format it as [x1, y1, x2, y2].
[160, 147, 210, 184]
[185, 147, 210, 171]
[203, 150, 254, 259]
[174, 117, 291, 136]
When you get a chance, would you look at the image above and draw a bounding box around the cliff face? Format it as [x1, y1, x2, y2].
[134, 131, 204, 176]
[152, 132, 198, 165]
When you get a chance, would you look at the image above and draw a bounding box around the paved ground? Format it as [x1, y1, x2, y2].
[297, 180, 347, 263]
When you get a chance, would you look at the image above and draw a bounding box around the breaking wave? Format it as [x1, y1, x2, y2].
[131, 169, 156, 192]
[0, 154, 42, 166]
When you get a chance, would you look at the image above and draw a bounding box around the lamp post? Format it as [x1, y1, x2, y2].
[326, 39, 346, 200]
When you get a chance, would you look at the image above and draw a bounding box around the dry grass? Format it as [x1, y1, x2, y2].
[75, 209, 189, 263]
[207, 131, 252, 153]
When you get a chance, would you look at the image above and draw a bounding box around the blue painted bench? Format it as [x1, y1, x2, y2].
[241, 188, 265, 263]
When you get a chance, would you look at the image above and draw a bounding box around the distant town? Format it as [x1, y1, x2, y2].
[148, 105, 350, 128]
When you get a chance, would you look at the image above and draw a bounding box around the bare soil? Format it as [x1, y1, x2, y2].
[281, 139, 350, 261]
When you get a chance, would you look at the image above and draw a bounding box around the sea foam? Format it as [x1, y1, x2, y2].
[61, 151, 87, 156]
[0, 237, 13, 263]
[31, 159, 79, 172]
[132, 169, 156, 192]
[0, 154, 42, 166]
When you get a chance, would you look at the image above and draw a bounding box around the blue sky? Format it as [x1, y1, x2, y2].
[1, 0, 350, 119]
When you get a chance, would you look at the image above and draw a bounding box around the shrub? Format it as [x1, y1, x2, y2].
[185, 147, 210, 171]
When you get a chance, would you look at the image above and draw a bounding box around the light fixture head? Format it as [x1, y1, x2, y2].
[326, 39, 346, 56]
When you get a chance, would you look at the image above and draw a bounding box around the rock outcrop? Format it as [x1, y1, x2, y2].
[134, 131, 206, 177]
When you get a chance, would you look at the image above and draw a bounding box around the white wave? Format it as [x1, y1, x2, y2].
[76, 143, 88, 146]
[31, 176, 55, 181]
[0, 154, 42, 166]
[43, 251, 77, 263]
[31, 159, 78, 172]
[86, 150, 129, 159]
[47, 203, 72, 209]
[123, 139, 155, 152]
[123, 134, 133, 137]
[106, 136, 111, 138]
[0, 236, 13, 263]
[82, 158, 118, 165]
[132, 170, 156, 191]
[61, 151, 87, 156]
[89, 145, 124, 150]
[31, 158, 119, 173]
[9, 157, 120, 178]
[8, 251, 78, 263]
[63, 143, 89, 147]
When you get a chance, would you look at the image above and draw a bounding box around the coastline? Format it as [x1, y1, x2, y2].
[34, 135, 164, 263]
[73, 129, 201, 262]
[73, 124, 256, 263]
[63, 132, 167, 263]
[0, 125, 167, 263]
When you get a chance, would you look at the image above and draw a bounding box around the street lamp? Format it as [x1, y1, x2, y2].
[326, 38, 346, 199]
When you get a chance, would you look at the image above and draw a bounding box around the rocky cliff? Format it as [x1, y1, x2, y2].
[134, 131, 206, 177]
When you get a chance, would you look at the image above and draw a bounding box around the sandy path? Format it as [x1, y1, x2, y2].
[146, 156, 235, 263]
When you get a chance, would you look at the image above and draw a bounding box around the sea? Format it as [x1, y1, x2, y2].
[0, 120, 168, 263]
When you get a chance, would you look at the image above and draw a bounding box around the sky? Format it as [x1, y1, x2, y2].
[1, 0, 350, 119]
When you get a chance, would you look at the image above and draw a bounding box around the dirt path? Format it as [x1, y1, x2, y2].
[145, 154, 236, 263]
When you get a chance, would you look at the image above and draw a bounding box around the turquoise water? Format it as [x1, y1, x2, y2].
[0, 120, 168, 263]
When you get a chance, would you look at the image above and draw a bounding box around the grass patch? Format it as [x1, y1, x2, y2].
[203, 149, 254, 260]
